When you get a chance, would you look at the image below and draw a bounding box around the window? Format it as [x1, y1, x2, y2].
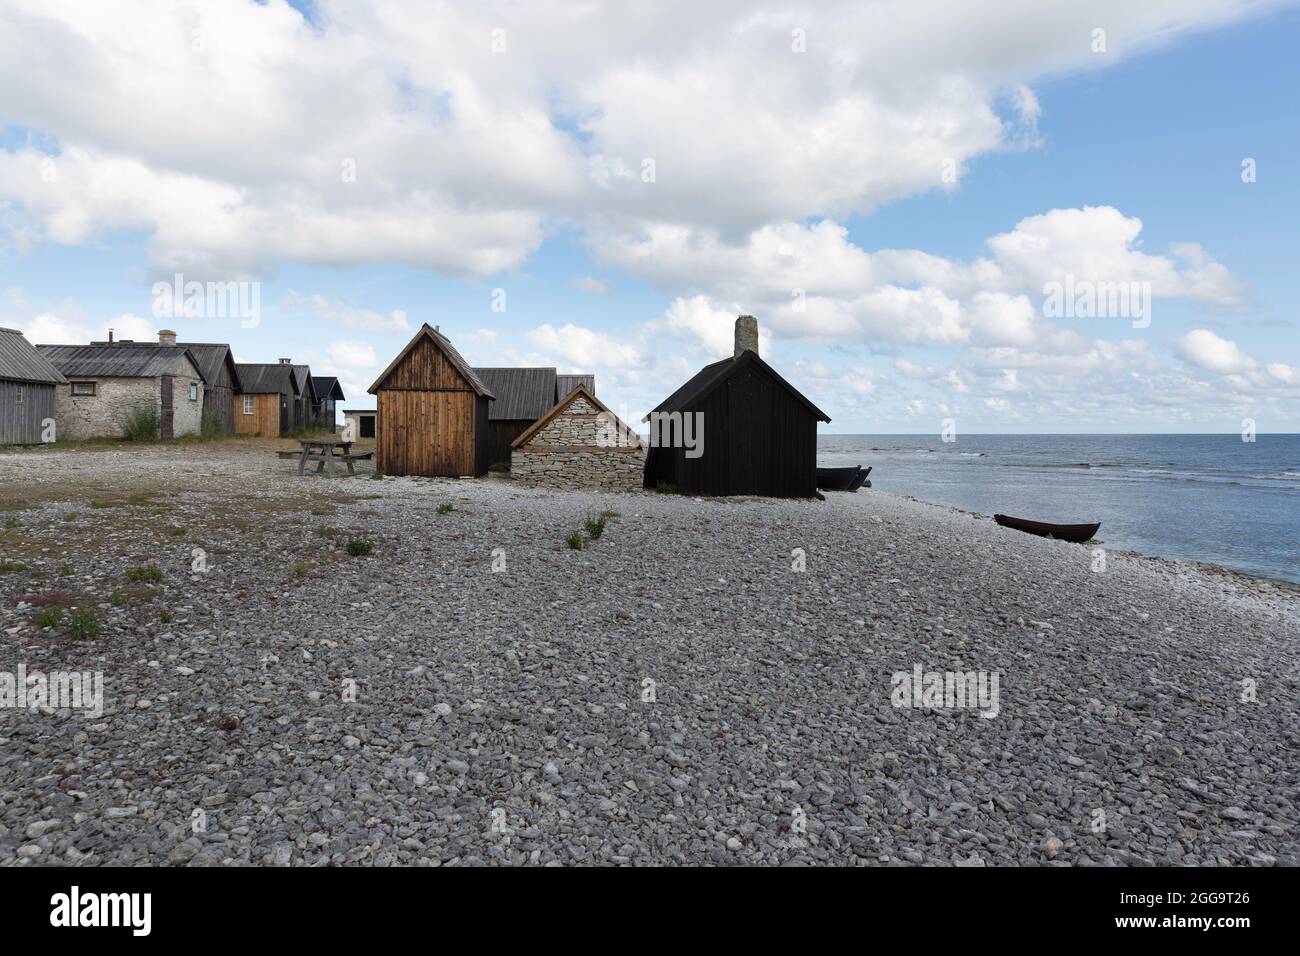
[71, 382, 95, 396]
[189, 383, 199, 402]
[13, 386, 23, 405]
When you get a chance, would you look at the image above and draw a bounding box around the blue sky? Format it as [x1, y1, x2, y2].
[1, 0, 1296, 432]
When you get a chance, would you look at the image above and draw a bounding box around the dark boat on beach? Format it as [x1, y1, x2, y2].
[817, 466, 868, 491]
[847, 466, 872, 491]
[994, 514, 1101, 543]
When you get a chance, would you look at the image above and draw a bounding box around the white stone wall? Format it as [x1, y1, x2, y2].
[512, 395, 645, 490]
[52, 354, 204, 440]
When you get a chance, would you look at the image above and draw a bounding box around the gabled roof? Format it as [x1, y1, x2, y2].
[292, 365, 316, 401]
[556, 374, 595, 399]
[176, 343, 241, 392]
[368, 324, 494, 397]
[0, 327, 66, 384]
[512, 383, 643, 449]
[474, 367, 556, 420]
[235, 363, 299, 394]
[645, 350, 830, 423]
[311, 376, 345, 401]
[37, 344, 206, 381]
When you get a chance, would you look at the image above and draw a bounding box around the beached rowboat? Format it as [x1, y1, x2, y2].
[994, 514, 1101, 543]
[817, 466, 864, 491]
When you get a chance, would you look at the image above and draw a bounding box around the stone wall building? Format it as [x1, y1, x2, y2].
[36, 342, 206, 440]
[510, 384, 644, 490]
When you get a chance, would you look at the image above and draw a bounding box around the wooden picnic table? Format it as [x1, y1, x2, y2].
[297, 439, 366, 476]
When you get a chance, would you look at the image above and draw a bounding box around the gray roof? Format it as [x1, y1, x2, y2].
[292, 365, 315, 400]
[235, 363, 298, 394]
[474, 367, 557, 421]
[176, 344, 241, 391]
[0, 328, 66, 384]
[37, 344, 204, 381]
[556, 374, 595, 399]
[311, 376, 345, 401]
[648, 351, 830, 423]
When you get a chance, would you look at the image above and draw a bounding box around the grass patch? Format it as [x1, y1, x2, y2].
[121, 406, 162, 443]
[62, 513, 78, 522]
[345, 537, 374, 557]
[58, 564, 74, 576]
[584, 512, 609, 540]
[89, 499, 118, 509]
[3, 517, 19, 529]
[369, 469, 385, 481]
[293, 560, 309, 577]
[167, 525, 187, 537]
[310, 507, 332, 516]
[565, 531, 586, 550]
[0, 560, 28, 573]
[125, 564, 164, 584]
[654, 480, 676, 494]
[66, 606, 102, 640]
[109, 591, 128, 607]
[488, 461, 510, 473]
[33, 606, 63, 628]
[316, 526, 341, 538]
[436, 502, 454, 515]
[159, 610, 174, 624]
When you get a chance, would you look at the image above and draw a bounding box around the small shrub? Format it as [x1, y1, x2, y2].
[0, 560, 27, 573]
[109, 591, 128, 607]
[436, 502, 454, 515]
[345, 538, 373, 557]
[62, 513, 78, 522]
[565, 531, 586, 550]
[654, 480, 676, 494]
[89, 499, 117, 509]
[58, 564, 74, 576]
[488, 462, 510, 473]
[293, 560, 309, 577]
[67, 606, 101, 640]
[600, 510, 619, 520]
[310, 507, 331, 516]
[167, 525, 187, 537]
[159, 610, 174, 624]
[584, 512, 608, 540]
[34, 606, 63, 628]
[316, 526, 340, 538]
[369, 469, 385, 480]
[126, 564, 164, 583]
[121, 406, 162, 443]
[3, 517, 19, 529]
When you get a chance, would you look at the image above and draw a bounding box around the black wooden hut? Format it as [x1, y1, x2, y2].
[0, 327, 65, 445]
[311, 376, 345, 432]
[642, 316, 829, 498]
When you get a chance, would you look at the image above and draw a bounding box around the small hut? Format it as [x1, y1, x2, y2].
[173, 338, 241, 433]
[368, 324, 495, 477]
[342, 408, 376, 440]
[291, 365, 316, 431]
[233, 361, 299, 437]
[643, 316, 829, 498]
[511, 384, 643, 490]
[0, 327, 65, 445]
[311, 376, 345, 432]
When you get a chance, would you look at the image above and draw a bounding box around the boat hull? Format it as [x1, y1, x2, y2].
[817, 466, 862, 491]
[994, 514, 1101, 543]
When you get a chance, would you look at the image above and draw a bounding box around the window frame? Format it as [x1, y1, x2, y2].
[13, 386, 23, 405]
[243, 394, 254, 415]
[188, 382, 199, 402]
[71, 381, 96, 397]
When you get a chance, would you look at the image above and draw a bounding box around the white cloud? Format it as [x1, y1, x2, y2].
[572, 276, 608, 296]
[1175, 329, 1256, 375]
[528, 322, 647, 370]
[288, 293, 412, 334]
[19, 308, 157, 345]
[328, 340, 379, 370]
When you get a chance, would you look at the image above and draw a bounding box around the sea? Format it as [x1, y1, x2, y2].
[816, 434, 1300, 585]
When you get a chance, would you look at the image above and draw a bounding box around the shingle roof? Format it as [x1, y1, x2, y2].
[176, 343, 240, 391]
[292, 365, 315, 400]
[646, 351, 830, 423]
[37, 344, 205, 381]
[311, 376, 345, 401]
[369, 325, 495, 398]
[556, 374, 595, 399]
[474, 367, 557, 420]
[0, 328, 66, 384]
[235, 363, 299, 394]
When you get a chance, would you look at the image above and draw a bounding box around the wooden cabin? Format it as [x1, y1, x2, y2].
[233, 362, 298, 436]
[511, 383, 643, 489]
[368, 324, 495, 477]
[311, 376, 345, 432]
[643, 316, 829, 498]
[0, 327, 65, 445]
[291, 365, 316, 431]
[37, 343, 206, 440]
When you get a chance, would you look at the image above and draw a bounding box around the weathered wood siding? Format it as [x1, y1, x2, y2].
[485, 419, 531, 469]
[374, 337, 486, 477]
[0, 380, 55, 445]
[203, 385, 235, 433]
[233, 393, 283, 437]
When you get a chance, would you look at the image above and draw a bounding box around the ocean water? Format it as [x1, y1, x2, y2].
[817, 434, 1300, 584]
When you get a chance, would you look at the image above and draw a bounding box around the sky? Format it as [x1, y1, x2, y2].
[0, 0, 1297, 433]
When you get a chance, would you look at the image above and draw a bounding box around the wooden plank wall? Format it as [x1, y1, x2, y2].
[375, 338, 483, 476]
[0, 380, 54, 445]
[203, 385, 235, 433]
[232, 393, 282, 436]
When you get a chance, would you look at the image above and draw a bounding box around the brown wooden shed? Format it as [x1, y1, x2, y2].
[367, 324, 495, 477]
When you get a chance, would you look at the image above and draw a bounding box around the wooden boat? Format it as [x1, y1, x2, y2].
[994, 514, 1101, 543]
[847, 466, 872, 491]
[817, 466, 862, 491]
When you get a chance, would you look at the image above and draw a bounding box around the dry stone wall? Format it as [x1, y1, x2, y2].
[512, 395, 645, 490]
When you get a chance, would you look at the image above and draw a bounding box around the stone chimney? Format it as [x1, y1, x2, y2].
[734, 315, 759, 358]
[279, 358, 292, 364]
[158, 329, 177, 346]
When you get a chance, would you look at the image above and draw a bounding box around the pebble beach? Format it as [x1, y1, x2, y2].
[1, 440, 1297, 866]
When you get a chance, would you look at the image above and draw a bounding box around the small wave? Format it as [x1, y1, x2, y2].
[958, 452, 985, 457]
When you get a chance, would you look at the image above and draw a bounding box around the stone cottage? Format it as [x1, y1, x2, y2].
[37, 342, 206, 440]
[509, 383, 644, 490]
